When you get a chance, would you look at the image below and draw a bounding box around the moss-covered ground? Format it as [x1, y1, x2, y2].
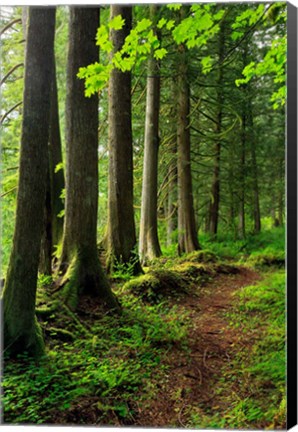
[2, 227, 286, 428]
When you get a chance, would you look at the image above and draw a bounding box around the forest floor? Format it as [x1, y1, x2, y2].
[3, 240, 286, 428]
[132, 266, 262, 427]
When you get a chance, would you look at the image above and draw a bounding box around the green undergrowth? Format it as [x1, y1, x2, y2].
[199, 226, 285, 263]
[123, 253, 239, 304]
[2, 290, 190, 425]
[188, 270, 286, 429]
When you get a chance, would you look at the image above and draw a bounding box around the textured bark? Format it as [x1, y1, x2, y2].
[2, 7, 56, 357]
[238, 46, 249, 240]
[247, 94, 261, 234]
[208, 22, 225, 237]
[139, 5, 162, 264]
[107, 6, 142, 274]
[167, 141, 178, 247]
[177, 21, 200, 255]
[39, 169, 52, 275]
[49, 59, 65, 249]
[59, 8, 119, 311]
[39, 59, 65, 274]
[238, 110, 246, 239]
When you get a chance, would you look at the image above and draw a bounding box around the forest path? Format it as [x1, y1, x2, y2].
[134, 266, 261, 427]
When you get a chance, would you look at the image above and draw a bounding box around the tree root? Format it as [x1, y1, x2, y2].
[43, 326, 75, 341]
[61, 303, 92, 337]
[36, 300, 59, 317]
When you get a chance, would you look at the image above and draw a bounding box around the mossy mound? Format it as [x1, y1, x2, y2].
[181, 250, 218, 264]
[247, 250, 285, 268]
[123, 269, 188, 304]
[171, 262, 214, 282]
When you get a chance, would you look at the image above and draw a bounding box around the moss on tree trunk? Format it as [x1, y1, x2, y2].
[2, 7, 56, 357]
[58, 8, 119, 312]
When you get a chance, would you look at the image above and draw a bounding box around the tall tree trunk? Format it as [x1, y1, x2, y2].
[107, 5, 142, 274]
[39, 169, 52, 275]
[2, 7, 56, 357]
[208, 20, 225, 237]
[49, 59, 65, 250]
[139, 5, 162, 264]
[59, 7, 119, 312]
[167, 136, 178, 247]
[238, 45, 249, 239]
[177, 12, 200, 254]
[247, 93, 261, 234]
[39, 58, 65, 275]
[238, 109, 246, 239]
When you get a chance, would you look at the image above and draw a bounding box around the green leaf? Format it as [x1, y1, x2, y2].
[231, 31, 243, 41]
[108, 14, 125, 30]
[157, 17, 167, 29]
[135, 18, 152, 33]
[154, 48, 167, 60]
[201, 55, 213, 74]
[166, 20, 175, 31]
[54, 162, 64, 173]
[167, 3, 182, 11]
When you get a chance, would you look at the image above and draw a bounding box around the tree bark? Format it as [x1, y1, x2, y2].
[167, 140, 178, 247]
[208, 21, 225, 237]
[139, 5, 162, 264]
[177, 15, 200, 254]
[59, 7, 119, 311]
[39, 58, 65, 275]
[238, 45, 249, 240]
[107, 5, 142, 274]
[2, 7, 56, 357]
[247, 93, 261, 234]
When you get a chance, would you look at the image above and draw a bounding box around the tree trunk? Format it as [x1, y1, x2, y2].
[238, 111, 246, 239]
[167, 139, 178, 247]
[208, 21, 225, 237]
[139, 5, 162, 264]
[59, 7, 119, 311]
[2, 7, 56, 357]
[248, 107, 261, 234]
[39, 169, 52, 275]
[238, 45, 249, 240]
[39, 58, 65, 275]
[177, 18, 200, 254]
[107, 5, 142, 274]
[49, 59, 65, 250]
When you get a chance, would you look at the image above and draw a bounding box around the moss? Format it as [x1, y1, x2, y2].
[182, 249, 218, 264]
[247, 252, 285, 268]
[123, 269, 188, 304]
[171, 262, 214, 285]
[59, 253, 120, 312]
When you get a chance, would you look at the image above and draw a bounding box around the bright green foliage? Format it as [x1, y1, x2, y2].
[236, 35, 286, 108]
[78, 14, 165, 96]
[235, 3, 286, 109]
[78, 5, 225, 95]
[232, 3, 265, 33]
[201, 55, 214, 74]
[108, 14, 125, 30]
[172, 5, 218, 48]
[167, 4, 182, 11]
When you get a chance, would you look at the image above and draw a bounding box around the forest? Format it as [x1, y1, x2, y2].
[1, 2, 286, 428]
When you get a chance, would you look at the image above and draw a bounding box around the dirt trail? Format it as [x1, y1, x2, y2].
[134, 266, 261, 427]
